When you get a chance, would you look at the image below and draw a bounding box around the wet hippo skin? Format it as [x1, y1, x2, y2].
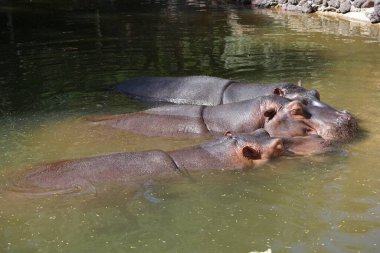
[90, 95, 357, 142]
[114, 75, 322, 106]
[7, 130, 285, 196]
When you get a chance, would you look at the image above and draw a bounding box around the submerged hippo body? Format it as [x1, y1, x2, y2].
[8, 131, 285, 196]
[114, 76, 322, 106]
[91, 95, 357, 142]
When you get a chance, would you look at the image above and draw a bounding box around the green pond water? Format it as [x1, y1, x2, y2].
[0, 1, 380, 252]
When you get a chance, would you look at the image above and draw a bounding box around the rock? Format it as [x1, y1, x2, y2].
[283, 1, 315, 12]
[283, 3, 301, 10]
[343, 10, 371, 21]
[248, 0, 379, 24]
[353, 0, 374, 8]
[339, 0, 351, 13]
[321, 5, 338, 10]
[328, 0, 340, 8]
[368, 0, 380, 23]
[301, 0, 316, 12]
[251, 0, 279, 7]
[364, 0, 375, 7]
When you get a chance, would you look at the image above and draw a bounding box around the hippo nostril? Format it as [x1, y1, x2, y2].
[338, 110, 354, 118]
[224, 131, 233, 137]
[338, 114, 351, 122]
[336, 114, 352, 127]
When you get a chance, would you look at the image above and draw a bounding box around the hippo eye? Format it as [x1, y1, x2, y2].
[242, 147, 261, 160]
[301, 99, 308, 106]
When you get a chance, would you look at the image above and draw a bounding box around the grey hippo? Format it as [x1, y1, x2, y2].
[5, 130, 339, 197]
[114, 75, 325, 107]
[90, 95, 357, 142]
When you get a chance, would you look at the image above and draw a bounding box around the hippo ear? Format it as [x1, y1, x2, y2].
[273, 88, 285, 96]
[264, 108, 276, 120]
[242, 146, 261, 160]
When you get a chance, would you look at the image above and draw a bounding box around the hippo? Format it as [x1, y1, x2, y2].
[7, 130, 285, 196]
[114, 75, 323, 107]
[282, 135, 341, 156]
[90, 95, 357, 142]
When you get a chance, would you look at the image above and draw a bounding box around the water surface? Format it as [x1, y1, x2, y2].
[0, 1, 380, 252]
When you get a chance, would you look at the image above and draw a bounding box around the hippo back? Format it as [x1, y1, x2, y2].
[114, 76, 234, 105]
[9, 151, 180, 195]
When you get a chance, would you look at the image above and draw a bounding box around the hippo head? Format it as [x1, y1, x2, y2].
[273, 82, 324, 105]
[203, 129, 285, 169]
[263, 99, 358, 142]
[273, 83, 350, 112]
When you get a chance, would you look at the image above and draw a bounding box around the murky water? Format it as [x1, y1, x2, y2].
[0, 1, 380, 252]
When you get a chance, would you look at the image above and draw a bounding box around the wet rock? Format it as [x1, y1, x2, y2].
[328, 0, 340, 8]
[368, 0, 380, 23]
[353, 0, 374, 8]
[248, 0, 378, 24]
[283, 1, 315, 12]
[283, 3, 303, 11]
[320, 5, 338, 10]
[301, 0, 316, 12]
[251, 0, 279, 7]
[339, 0, 351, 13]
[365, 0, 375, 7]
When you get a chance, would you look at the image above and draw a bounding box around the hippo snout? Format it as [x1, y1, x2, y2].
[325, 110, 358, 142]
[336, 110, 355, 126]
[337, 110, 351, 117]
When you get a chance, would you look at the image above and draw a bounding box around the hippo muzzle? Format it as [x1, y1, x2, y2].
[319, 110, 358, 142]
[263, 98, 358, 142]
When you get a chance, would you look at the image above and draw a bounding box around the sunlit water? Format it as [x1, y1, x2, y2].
[0, 1, 380, 252]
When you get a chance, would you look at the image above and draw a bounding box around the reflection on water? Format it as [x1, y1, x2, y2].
[260, 9, 380, 40]
[1, 1, 380, 252]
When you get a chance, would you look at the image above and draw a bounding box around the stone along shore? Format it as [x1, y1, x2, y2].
[249, 0, 380, 23]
